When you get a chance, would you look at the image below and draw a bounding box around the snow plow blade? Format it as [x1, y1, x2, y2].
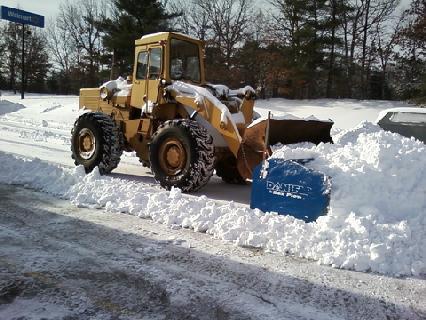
[250, 159, 331, 222]
[237, 118, 333, 180]
[236, 116, 333, 222]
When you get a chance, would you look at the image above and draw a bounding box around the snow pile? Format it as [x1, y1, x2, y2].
[0, 122, 424, 276]
[270, 121, 425, 275]
[167, 81, 233, 126]
[208, 83, 255, 98]
[167, 81, 256, 138]
[100, 76, 132, 97]
[0, 153, 83, 196]
[229, 85, 255, 97]
[211, 84, 229, 97]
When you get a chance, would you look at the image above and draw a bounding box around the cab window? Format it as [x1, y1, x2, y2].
[170, 38, 200, 82]
[148, 47, 162, 79]
[136, 51, 148, 79]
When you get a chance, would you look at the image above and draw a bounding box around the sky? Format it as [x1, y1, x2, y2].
[0, 0, 413, 23]
[0, 0, 60, 19]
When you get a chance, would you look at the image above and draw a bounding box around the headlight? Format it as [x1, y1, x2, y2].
[100, 87, 110, 100]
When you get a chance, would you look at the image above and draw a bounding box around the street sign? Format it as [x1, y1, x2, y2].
[0, 6, 44, 28]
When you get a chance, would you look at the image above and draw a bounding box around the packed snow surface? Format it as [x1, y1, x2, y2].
[0, 93, 424, 277]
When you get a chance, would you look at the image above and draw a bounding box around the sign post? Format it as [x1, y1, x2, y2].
[0, 6, 44, 99]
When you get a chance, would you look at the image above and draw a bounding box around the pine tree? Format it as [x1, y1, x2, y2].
[24, 29, 50, 92]
[0, 23, 50, 93]
[99, 0, 179, 77]
[0, 25, 7, 89]
[270, 0, 329, 98]
[1, 22, 19, 93]
[394, 0, 426, 102]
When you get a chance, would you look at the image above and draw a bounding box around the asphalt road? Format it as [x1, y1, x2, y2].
[0, 185, 424, 320]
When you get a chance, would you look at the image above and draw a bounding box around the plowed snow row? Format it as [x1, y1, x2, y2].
[0, 120, 424, 276]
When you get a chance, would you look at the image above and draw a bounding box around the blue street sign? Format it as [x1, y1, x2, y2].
[0, 6, 44, 28]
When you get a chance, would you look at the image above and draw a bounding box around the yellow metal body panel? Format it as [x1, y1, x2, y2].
[123, 119, 150, 162]
[79, 88, 100, 109]
[79, 88, 131, 117]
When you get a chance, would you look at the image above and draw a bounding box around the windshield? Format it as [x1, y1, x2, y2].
[170, 38, 201, 82]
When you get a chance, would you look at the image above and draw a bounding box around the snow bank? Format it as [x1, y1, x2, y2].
[0, 122, 424, 276]
[0, 154, 83, 195]
[271, 122, 425, 275]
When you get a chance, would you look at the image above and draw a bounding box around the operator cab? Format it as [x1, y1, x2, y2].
[131, 32, 205, 110]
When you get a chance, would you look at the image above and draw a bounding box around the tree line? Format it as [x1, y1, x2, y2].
[0, 0, 424, 102]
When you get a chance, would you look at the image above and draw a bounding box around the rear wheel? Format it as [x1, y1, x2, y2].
[215, 155, 247, 185]
[71, 112, 123, 174]
[149, 119, 214, 192]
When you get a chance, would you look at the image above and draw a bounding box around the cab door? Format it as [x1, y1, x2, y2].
[146, 46, 162, 109]
[131, 47, 148, 108]
[131, 45, 162, 113]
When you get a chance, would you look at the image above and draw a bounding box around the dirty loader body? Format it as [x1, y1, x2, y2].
[75, 32, 333, 219]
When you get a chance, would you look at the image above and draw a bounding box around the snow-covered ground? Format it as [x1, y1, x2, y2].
[0, 92, 424, 278]
[2, 185, 424, 319]
[255, 98, 414, 129]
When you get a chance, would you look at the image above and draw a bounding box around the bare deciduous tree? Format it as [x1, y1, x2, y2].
[170, 0, 253, 68]
[168, 0, 213, 40]
[56, 0, 104, 86]
[374, 13, 404, 98]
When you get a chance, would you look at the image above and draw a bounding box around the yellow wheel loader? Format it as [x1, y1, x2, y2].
[73, 32, 333, 220]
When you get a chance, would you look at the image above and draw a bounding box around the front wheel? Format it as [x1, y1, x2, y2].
[71, 112, 123, 174]
[149, 119, 215, 192]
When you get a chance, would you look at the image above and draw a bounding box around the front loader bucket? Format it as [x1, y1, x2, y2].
[236, 118, 333, 180]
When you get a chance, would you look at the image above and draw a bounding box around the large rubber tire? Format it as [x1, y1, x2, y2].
[215, 155, 247, 185]
[149, 119, 215, 192]
[71, 112, 123, 174]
